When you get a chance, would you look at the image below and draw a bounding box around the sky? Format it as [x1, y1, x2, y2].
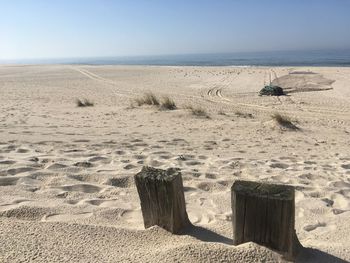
[1, 0, 350, 60]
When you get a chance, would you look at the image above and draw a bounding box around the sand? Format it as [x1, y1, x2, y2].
[0, 65, 349, 262]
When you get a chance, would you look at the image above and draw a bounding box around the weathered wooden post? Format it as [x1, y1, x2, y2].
[134, 166, 191, 234]
[231, 180, 300, 260]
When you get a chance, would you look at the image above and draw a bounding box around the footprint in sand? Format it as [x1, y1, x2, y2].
[83, 199, 118, 207]
[74, 161, 93, 168]
[56, 184, 101, 193]
[46, 163, 68, 170]
[16, 148, 30, 153]
[303, 222, 326, 232]
[205, 173, 217, 179]
[43, 212, 93, 222]
[104, 176, 134, 188]
[64, 199, 80, 205]
[186, 160, 202, 166]
[28, 157, 39, 162]
[123, 164, 137, 170]
[150, 145, 163, 149]
[270, 163, 289, 169]
[0, 160, 16, 165]
[6, 167, 37, 175]
[133, 154, 146, 160]
[341, 164, 350, 169]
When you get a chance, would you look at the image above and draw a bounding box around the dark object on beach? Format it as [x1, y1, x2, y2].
[134, 166, 191, 234]
[259, 85, 285, 96]
[231, 180, 301, 260]
[76, 98, 94, 107]
[74, 161, 93, 168]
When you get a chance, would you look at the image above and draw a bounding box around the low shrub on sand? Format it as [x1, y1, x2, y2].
[185, 104, 210, 118]
[160, 96, 176, 110]
[272, 113, 299, 130]
[76, 98, 94, 107]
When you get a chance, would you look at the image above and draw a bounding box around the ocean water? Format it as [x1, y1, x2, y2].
[4, 50, 350, 67]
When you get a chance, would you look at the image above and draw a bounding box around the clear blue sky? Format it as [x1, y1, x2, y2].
[1, 0, 350, 60]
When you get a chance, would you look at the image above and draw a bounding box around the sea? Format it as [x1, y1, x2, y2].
[3, 50, 350, 67]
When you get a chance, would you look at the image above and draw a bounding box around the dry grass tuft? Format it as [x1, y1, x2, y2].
[185, 105, 210, 118]
[272, 113, 299, 130]
[134, 92, 160, 106]
[76, 99, 94, 107]
[133, 93, 177, 111]
[160, 96, 176, 110]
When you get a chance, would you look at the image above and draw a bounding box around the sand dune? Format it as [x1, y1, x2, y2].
[0, 65, 349, 262]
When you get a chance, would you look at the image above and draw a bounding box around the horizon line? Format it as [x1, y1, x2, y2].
[2, 48, 350, 63]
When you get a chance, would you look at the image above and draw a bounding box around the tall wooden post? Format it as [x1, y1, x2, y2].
[231, 180, 300, 260]
[134, 166, 191, 234]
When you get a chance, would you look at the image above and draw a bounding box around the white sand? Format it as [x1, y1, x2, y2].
[0, 65, 349, 262]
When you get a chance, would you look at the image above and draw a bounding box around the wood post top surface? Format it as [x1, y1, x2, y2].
[232, 180, 294, 200]
[135, 166, 181, 181]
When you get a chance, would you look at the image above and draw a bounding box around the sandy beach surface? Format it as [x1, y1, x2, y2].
[0, 65, 349, 262]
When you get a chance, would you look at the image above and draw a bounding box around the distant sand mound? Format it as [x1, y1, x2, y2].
[272, 71, 334, 93]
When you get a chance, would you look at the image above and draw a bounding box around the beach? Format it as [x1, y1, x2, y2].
[0, 65, 349, 262]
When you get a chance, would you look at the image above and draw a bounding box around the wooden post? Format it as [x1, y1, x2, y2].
[134, 166, 191, 234]
[231, 180, 300, 260]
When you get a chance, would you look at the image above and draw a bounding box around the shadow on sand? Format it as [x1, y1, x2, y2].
[296, 247, 348, 263]
[183, 225, 347, 262]
[182, 225, 232, 245]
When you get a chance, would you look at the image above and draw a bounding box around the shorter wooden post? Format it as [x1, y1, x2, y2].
[232, 180, 300, 260]
[134, 166, 191, 234]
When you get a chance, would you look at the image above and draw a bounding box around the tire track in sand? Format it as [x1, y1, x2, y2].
[70, 66, 135, 102]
